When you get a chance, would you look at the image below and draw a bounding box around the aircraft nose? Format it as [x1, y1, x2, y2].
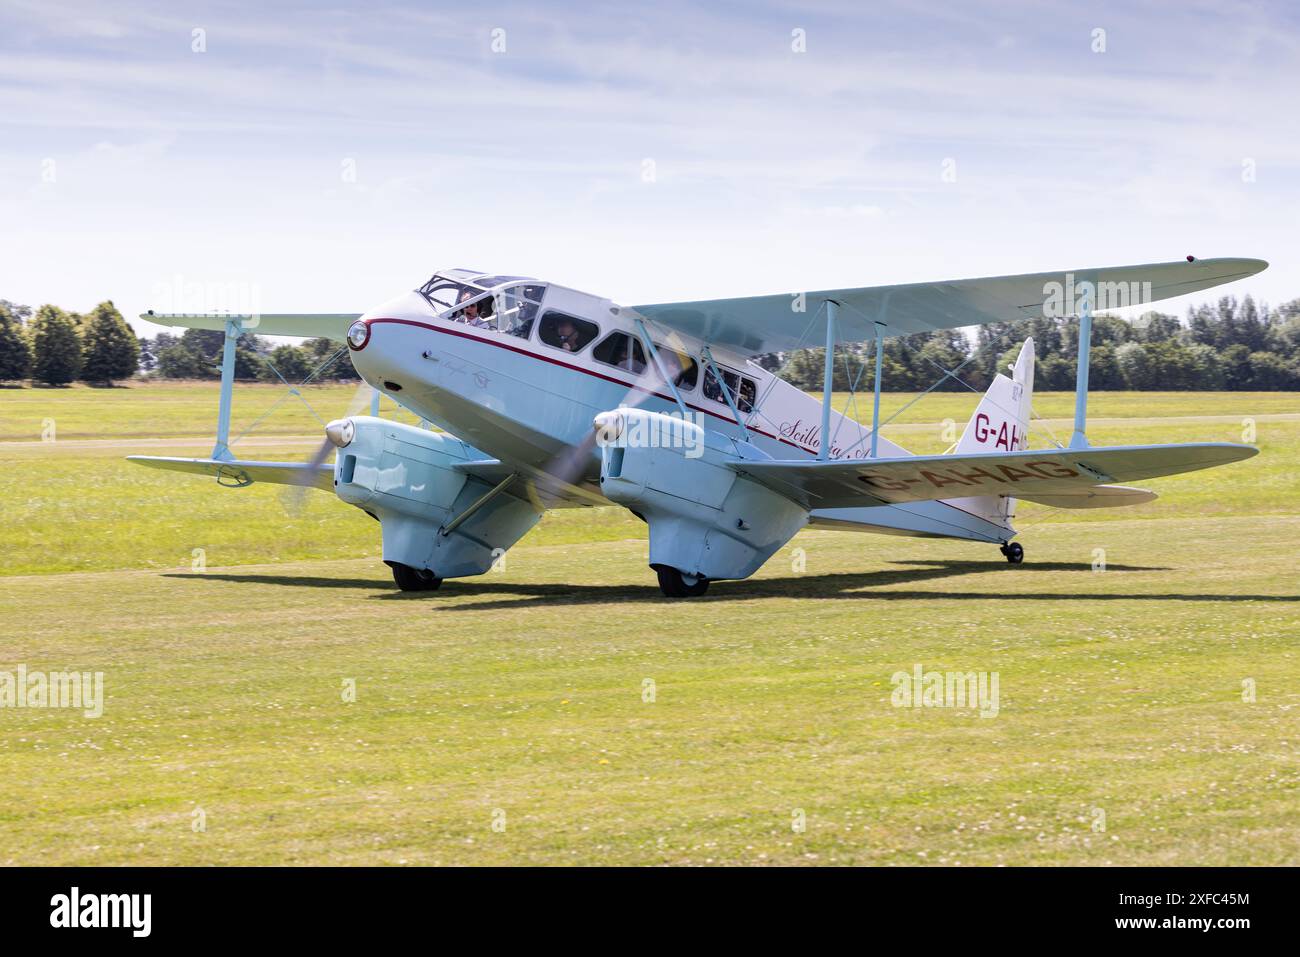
[345, 316, 409, 397]
[346, 318, 371, 351]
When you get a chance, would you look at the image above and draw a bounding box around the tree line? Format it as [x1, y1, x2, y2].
[760, 294, 1300, 392]
[0, 301, 358, 386]
[2, 292, 1298, 390]
[0, 300, 142, 386]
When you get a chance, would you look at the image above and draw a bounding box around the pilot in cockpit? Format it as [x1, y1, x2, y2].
[455, 288, 494, 328]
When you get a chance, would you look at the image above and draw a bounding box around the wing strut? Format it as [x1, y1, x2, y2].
[819, 300, 836, 460]
[869, 320, 885, 458]
[440, 473, 517, 537]
[818, 299, 886, 460]
[634, 319, 691, 419]
[1071, 278, 1094, 449]
[213, 319, 239, 461]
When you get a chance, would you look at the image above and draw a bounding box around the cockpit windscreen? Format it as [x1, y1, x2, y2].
[417, 270, 547, 340]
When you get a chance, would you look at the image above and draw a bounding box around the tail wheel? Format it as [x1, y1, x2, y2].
[1001, 542, 1024, 564]
[389, 562, 443, 591]
[653, 565, 710, 598]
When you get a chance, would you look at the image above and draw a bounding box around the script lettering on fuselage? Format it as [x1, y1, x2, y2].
[779, 419, 871, 460]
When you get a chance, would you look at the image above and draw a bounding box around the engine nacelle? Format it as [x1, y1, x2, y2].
[596, 409, 806, 581]
[330, 416, 539, 579]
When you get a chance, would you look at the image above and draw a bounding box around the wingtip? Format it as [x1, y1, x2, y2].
[1217, 442, 1260, 463]
[1185, 256, 1268, 275]
[1225, 257, 1267, 275]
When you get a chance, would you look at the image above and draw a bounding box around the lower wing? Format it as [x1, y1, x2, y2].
[1017, 485, 1157, 509]
[730, 443, 1256, 509]
[127, 454, 598, 509]
[128, 455, 334, 490]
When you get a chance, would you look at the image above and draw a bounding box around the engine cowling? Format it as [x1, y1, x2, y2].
[596, 409, 807, 581]
[328, 416, 539, 579]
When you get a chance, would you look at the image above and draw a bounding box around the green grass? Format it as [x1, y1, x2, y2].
[0, 384, 1296, 865]
[0, 379, 418, 441]
[3, 378, 1294, 441]
[1, 386, 1294, 575]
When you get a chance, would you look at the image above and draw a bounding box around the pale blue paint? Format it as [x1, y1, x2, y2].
[212, 320, 239, 462]
[871, 322, 884, 458]
[1070, 287, 1093, 450]
[819, 300, 836, 461]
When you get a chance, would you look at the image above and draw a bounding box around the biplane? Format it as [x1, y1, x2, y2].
[132, 256, 1265, 597]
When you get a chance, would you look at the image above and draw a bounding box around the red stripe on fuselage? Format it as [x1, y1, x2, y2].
[366, 317, 808, 450]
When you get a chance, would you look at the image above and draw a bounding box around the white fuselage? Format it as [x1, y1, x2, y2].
[350, 283, 1010, 543]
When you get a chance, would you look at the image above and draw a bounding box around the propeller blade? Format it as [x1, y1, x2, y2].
[541, 351, 678, 487]
[280, 381, 376, 515]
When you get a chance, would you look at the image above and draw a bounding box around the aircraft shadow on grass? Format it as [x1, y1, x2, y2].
[166, 560, 1300, 611]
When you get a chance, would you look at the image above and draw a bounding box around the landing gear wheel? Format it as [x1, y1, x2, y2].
[653, 565, 710, 598]
[1001, 542, 1024, 564]
[389, 562, 443, 591]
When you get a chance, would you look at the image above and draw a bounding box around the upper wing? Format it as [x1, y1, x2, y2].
[140, 312, 358, 339]
[629, 258, 1266, 355]
[730, 443, 1256, 510]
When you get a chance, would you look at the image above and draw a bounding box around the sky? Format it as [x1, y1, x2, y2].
[1, 0, 1297, 337]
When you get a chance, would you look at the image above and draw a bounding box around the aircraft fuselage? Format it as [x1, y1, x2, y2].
[347, 281, 1011, 544]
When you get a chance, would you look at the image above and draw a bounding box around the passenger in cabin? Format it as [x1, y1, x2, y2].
[702, 371, 726, 404]
[655, 349, 683, 383]
[539, 312, 596, 352]
[616, 339, 645, 374]
[553, 317, 580, 352]
[703, 367, 757, 413]
[737, 377, 757, 414]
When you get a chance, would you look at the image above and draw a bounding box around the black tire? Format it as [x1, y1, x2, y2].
[653, 565, 710, 598]
[389, 562, 443, 591]
[1004, 542, 1024, 564]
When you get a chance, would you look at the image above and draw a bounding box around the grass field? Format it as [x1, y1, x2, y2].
[0, 382, 1296, 865]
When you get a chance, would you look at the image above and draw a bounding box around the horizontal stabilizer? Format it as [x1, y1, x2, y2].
[1017, 485, 1157, 509]
[128, 455, 333, 491]
[730, 443, 1255, 510]
[139, 312, 357, 340]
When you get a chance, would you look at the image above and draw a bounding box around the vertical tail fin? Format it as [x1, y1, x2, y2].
[945, 339, 1035, 529]
[956, 338, 1034, 454]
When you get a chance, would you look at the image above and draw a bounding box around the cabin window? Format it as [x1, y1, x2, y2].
[449, 290, 495, 327]
[703, 365, 756, 414]
[486, 283, 546, 339]
[593, 332, 646, 374]
[538, 311, 598, 354]
[593, 335, 698, 390]
[442, 282, 547, 340]
[655, 346, 698, 391]
[417, 272, 547, 341]
[417, 272, 478, 312]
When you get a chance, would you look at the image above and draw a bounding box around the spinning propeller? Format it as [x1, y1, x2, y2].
[541, 330, 694, 488]
[281, 380, 376, 515]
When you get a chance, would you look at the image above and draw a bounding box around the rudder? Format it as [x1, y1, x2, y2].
[945, 339, 1035, 529]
